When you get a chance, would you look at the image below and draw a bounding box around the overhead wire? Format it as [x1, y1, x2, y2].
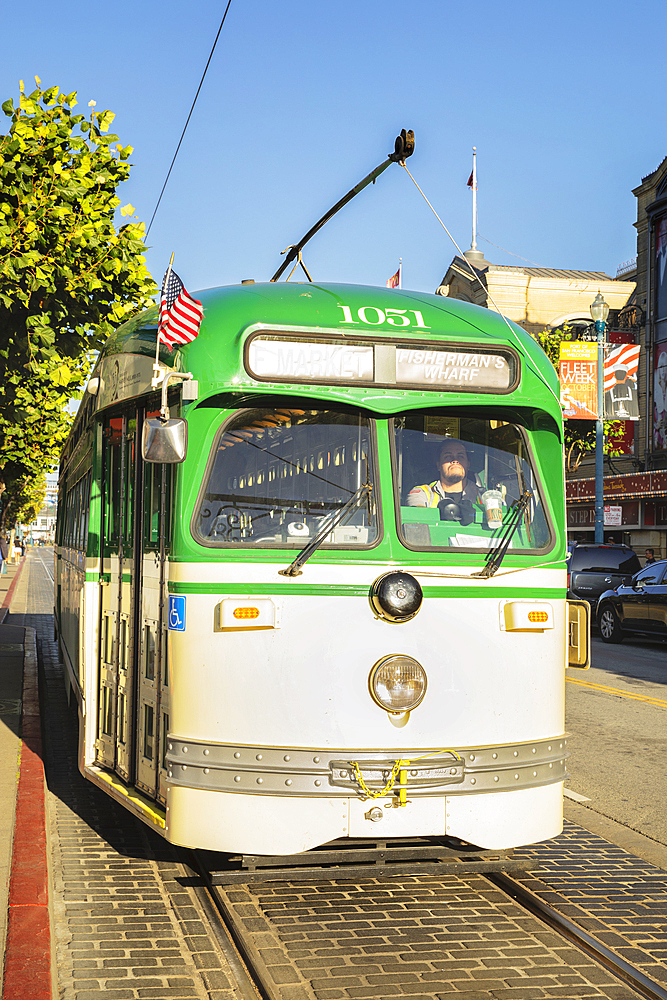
[400, 161, 560, 403]
[479, 235, 541, 266]
[145, 0, 233, 240]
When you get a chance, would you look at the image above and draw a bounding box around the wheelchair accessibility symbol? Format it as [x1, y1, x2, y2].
[168, 596, 186, 631]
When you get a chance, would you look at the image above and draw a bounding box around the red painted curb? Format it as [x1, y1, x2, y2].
[2, 907, 51, 1000]
[8, 747, 48, 907]
[2, 626, 52, 1000]
[1, 556, 26, 610]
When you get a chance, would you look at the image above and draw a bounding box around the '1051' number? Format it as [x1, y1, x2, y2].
[337, 304, 430, 328]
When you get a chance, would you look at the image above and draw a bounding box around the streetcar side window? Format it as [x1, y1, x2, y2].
[193, 407, 379, 548]
[103, 418, 123, 546]
[143, 462, 172, 550]
[392, 413, 551, 552]
[62, 471, 92, 553]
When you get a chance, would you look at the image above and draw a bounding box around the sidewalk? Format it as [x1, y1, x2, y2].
[0, 554, 52, 999]
[0, 555, 24, 625]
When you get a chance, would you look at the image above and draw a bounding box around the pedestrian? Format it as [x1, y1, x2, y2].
[0, 535, 8, 575]
[645, 548, 656, 565]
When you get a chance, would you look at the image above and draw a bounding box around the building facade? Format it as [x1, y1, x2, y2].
[564, 161, 667, 558]
[436, 248, 635, 338]
[436, 245, 667, 557]
[28, 504, 57, 545]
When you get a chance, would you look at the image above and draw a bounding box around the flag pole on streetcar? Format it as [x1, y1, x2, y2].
[153, 251, 175, 387]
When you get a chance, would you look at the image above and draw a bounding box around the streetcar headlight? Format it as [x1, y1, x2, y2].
[369, 655, 427, 713]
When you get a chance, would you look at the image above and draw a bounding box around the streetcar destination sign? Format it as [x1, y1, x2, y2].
[247, 338, 375, 382]
[246, 334, 517, 392]
[396, 347, 511, 389]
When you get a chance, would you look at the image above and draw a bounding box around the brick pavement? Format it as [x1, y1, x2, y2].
[5, 550, 241, 1000]
[217, 873, 643, 999]
[514, 825, 667, 987]
[6, 549, 667, 1000]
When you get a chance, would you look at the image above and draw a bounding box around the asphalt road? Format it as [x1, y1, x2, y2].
[565, 631, 667, 845]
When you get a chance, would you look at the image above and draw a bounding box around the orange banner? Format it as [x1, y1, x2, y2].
[559, 343, 598, 419]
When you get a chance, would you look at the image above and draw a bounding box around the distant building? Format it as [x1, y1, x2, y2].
[435, 245, 667, 556]
[436, 248, 636, 338]
[29, 504, 57, 545]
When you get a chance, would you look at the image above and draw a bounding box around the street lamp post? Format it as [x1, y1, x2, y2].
[590, 292, 610, 544]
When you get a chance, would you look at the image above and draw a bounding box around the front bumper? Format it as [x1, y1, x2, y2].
[166, 736, 568, 800]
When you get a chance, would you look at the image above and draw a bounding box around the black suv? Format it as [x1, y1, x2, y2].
[597, 559, 667, 642]
[567, 544, 641, 614]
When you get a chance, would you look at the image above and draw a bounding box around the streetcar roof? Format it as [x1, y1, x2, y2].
[94, 281, 560, 417]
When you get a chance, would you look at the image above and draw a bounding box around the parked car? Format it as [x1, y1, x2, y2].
[597, 559, 667, 643]
[567, 543, 641, 615]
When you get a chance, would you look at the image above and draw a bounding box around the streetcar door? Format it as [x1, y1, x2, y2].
[97, 411, 139, 781]
[98, 406, 171, 802]
[135, 419, 171, 804]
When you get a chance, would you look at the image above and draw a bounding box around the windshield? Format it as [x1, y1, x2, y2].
[392, 412, 551, 552]
[194, 406, 378, 547]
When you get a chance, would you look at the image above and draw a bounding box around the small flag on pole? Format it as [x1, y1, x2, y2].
[386, 260, 402, 288]
[467, 171, 474, 188]
[159, 269, 204, 351]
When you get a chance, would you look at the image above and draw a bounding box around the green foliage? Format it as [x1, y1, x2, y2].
[3, 472, 48, 530]
[0, 78, 158, 515]
[531, 326, 625, 459]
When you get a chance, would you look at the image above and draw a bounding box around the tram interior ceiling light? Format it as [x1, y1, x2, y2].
[369, 572, 423, 623]
[369, 654, 427, 714]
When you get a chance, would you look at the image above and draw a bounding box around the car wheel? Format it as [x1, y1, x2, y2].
[598, 606, 623, 643]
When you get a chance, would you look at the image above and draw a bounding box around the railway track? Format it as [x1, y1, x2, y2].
[182, 846, 667, 1000]
[491, 873, 667, 1000]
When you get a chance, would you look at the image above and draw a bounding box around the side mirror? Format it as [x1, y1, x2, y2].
[566, 600, 590, 670]
[142, 417, 188, 463]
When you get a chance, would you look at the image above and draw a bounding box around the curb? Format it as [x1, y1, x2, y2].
[0, 558, 27, 625]
[2, 627, 52, 1000]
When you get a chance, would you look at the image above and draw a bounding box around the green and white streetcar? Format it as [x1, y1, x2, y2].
[56, 276, 589, 856]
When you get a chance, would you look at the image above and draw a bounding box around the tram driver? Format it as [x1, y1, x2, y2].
[406, 438, 481, 524]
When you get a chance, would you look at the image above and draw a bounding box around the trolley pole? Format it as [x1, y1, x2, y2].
[590, 293, 609, 544]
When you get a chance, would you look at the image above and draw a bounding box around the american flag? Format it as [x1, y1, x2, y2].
[603, 344, 640, 392]
[158, 269, 204, 351]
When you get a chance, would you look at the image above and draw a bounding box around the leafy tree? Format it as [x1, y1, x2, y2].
[532, 326, 626, 470]
[0, 78, 158, 510]
[0, 354, 90, 529]
[2, 472, 48, 534]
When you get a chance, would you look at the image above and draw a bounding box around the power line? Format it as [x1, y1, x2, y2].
[479, 234, 540, 266]
[145, 0, 233, 240]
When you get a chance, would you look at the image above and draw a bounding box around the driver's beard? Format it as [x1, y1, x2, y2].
[441, 474, 465, 492]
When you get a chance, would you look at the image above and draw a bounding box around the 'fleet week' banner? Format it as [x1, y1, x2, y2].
[559, 343, 598, 419]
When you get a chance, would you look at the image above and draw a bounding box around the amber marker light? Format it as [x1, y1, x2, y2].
[528, 611, 549, 623]
[233, 607, 260, 620]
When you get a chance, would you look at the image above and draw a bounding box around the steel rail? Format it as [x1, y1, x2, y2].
[182, 842, 667, 1000]
[490, 872, 667, 1000]
[188, 848, 281, 1000]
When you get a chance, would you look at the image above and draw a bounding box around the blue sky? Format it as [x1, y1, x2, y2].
[3, 0, 666, 295]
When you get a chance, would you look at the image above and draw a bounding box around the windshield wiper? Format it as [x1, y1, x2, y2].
[473, 489, 533, 579]
[279, 480, 373, 577]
